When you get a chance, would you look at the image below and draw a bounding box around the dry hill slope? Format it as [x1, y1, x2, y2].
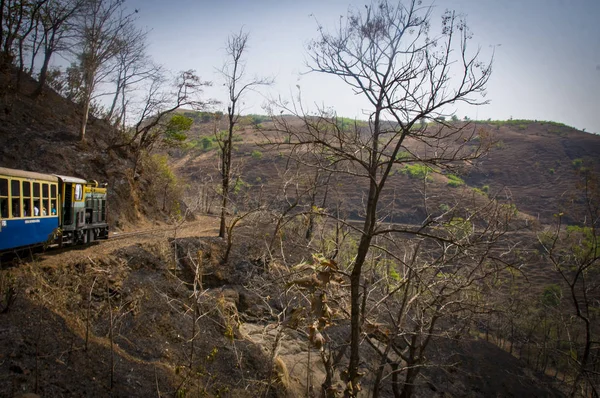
[0, 73, 587, 396]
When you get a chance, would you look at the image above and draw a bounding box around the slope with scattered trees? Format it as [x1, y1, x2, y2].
[1, 0, 599, 397]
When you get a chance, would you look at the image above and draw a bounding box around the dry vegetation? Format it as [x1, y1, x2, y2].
[1, 65, 599, 397]
[1, 0, 599, 396]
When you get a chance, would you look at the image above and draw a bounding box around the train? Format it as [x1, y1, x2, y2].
[0, 166, 109, 251]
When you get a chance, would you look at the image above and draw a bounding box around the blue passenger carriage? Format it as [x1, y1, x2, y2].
[0, 167, 109, 251]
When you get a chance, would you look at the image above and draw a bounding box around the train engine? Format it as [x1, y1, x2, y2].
[56, 174, 109, 245]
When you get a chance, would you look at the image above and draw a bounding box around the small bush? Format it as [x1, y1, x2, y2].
[447, 174, 464, 188]
[444, 217, 473, 240]
[144, 154, 185, 215]
[549, 168, 555, 175]
[572, 158, 584, 169]
[472, 187, 487, 196]
[233, 177, 250, 194]
[251, 150, 263, 160]
[541, 284, 562, 308]
[501, 203, 518, 216]
[395, 151, 411, 161]
[201, 137, 213, 150]
[401, 164, 433, 181]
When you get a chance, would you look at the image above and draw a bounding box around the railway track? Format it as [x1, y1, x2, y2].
[108, 218, 220, 242]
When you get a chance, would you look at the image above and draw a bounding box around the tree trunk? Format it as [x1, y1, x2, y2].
[219, 140, 230, 238]
[400, 367, 417, 398]
[347, 108, 382, 397]
[219, 108, 234, 239]
[32, 50, 52, 98]
[372, 342, 392, 398]
[80, 98, 90, 142]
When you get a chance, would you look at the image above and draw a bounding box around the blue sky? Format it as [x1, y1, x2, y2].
[125, 0, 600, 133]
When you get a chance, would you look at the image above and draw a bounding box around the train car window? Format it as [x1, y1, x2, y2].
[50, 184, 57, 216]
[22, 181, 32, 217]
[11, 198, 20, 217]
[0, 178, 7, 196]
[11, 180, 20, 196]
[11, 180, 21, 217]
[32, 182, 41, 216]
[41, 183, 49, 216]
[0, 178, 7, 219]
[75, 184, 82, 201]
[0, 198, 7, 218]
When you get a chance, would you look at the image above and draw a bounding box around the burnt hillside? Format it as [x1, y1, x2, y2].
[0, 68, 154, 229]
[0, 70, 594, 398]
[172, 114, 600, 226]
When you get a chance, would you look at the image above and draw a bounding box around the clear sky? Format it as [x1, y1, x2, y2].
[125, 0, 600, 134]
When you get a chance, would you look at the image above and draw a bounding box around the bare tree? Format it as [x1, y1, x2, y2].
[14, 0, 47, 88]
[268, 0, 495, 395]
[218, 28, 272, 239]
[0, 0, 47, 68]
[538, 170, 600, 397]
[71, 0, 135, 142]
[122, 69, 212, 176]
[31, 0, 84, 98]
[104, 20, 155, 126]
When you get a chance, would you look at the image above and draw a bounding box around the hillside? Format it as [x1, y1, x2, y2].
[173, 114, 600, 226]
[0, 68, 172, 229]
[1, 70, 599, 397]
[0, 223, 565, 397]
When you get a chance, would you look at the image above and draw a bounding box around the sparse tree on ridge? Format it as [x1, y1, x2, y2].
[103, 19, 156, 127]
[71, 0, 135, 142]
[122, 69, 212, 176]
[0, 0, 47, 69]
[217, 28, 272, 240]
[13, 0, 47, 89]
[31, 0, 85, 98]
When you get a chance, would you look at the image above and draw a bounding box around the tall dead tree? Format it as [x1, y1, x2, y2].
[0, 0, 47, 67]
[269, 1, 495, 395]
[31, 0, 84, 98]
[218, 28, 271, 239]
[14, 0, 47, 88]
[104, 20, 154, 126]
[72, 0, 134, 142]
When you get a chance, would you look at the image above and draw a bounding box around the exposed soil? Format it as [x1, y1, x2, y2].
[0, 217, 283, 397]
[175, 118, 600, 227]
[0, 217, 566, 397]
[0, 68, 593, 397]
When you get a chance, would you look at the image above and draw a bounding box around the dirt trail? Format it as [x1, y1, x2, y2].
[34, 216, 220, 269]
